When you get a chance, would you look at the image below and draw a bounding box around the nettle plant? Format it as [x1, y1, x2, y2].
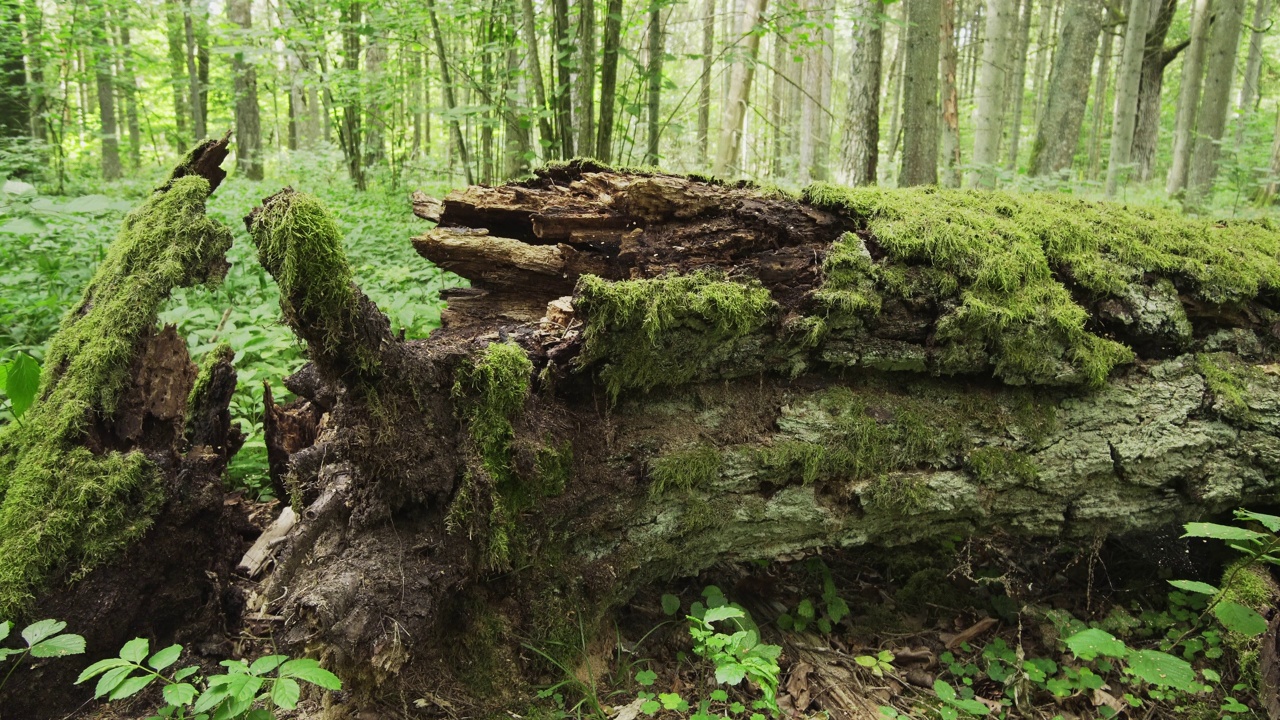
[76, 638, 341, 719]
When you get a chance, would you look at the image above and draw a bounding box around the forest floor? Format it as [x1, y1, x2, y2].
[3, 154, 1278, 719]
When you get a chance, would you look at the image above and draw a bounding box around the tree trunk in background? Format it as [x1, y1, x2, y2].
[363, 36, 386, 169]
[1257, 109, 1280, 204]
[1028, 0, 1103, 177]
[339, 1, 365, 190]
[521, 0, 558, 160]
[427, 0, 473, 185]
[1031, 0, 1056, 127]
[1088, 24, 1115, 180]
[0, 0, 26, 137]
[92, 19, 121, 180]
[941, 0, 962, 187]
[183, 0, 206, 141]
[798, 0, 818, 184]
[1186, 0, 1245, 207]
[1104, 0, 1154, 196]
[900, 0, 940, 186]
[712, 0, 768, 176]
[575, 0, 595, 157]
[1165, 0, 1210, 196]
[1004, 0, 1033, 170]
[503, 40, 532, 178]
[1234, 0, 1268, 145]
[645, 2, 663, 165]
[596, 0, 621, 162]
[116, 13, 141, 169]
[552, 0, 574, 157]
[885, 1, 907, 167]
[164, 0, 188, 151]
[813, 3, 834, 181]
[1131, 0, 1179, 182]
[769, 28, 786, 177]
[228, 0, 262, 180]
[841, 0, 882, 185]
[698, 0, 714, 164]
[967, 0, 1015, 187]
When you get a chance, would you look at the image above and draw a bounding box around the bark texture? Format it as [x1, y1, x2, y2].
[1028, 0, 1104, 177]
[899, 0, 939, 186]
[1186, 0, 1246, 208]
[840, 0, 883, 186]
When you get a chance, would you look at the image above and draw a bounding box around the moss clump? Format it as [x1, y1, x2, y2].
[812, 233, 881, 325]
[246, 191, 379, 381]
[1196, 353, 1258, 422]
[451, 342, 534, 569]
[533, 441, 573, 498]
[1217, 560, 1276, 691]
[187, 343, 234, 414]
[966, 446, 1039, 487]
[575, 271, 775, 400]
[650, 444, 723, 496]
[0, 174, 233, 617]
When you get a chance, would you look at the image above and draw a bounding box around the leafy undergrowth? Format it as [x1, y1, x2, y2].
[527, 518, 1276, 720]
[0, 150, 463, 498]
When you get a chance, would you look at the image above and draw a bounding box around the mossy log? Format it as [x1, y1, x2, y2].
[0, 138, 250, 718]
[235, 162, 1280, 714]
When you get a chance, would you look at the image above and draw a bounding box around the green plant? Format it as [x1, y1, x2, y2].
[0, 352, 39, 425]
[776, 559, 850, 634]
[76, 637, 341, 719]
[0, 618, 85, 692]
[687, 606, 782, 711]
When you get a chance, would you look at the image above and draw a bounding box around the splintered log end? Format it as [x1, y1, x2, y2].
[413, 227, 569, 287]
[160, 130, 233, 194]
[412, 190, 443, 222]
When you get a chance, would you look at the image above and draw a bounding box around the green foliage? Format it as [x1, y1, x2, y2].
[687, 605, 782, 711]
[776, 559, 850, 635]
[650, 444, 723, 496]
[77, 636, 340, 719]
[575, 272, 775, 400]
[0, 174, 233, 618]
[0, 352, 40, 423]
[0, 617, 86, 694]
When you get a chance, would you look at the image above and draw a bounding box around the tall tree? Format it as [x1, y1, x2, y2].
[339, 1, 365, 189]
[1027, 0, 1103, 177]
[0, 0, 26, 137]
[1165, 0, 1211, 196]
[116, 9, 141, 169]
[1257, 109, 1280, 205]
[713, 0, 769, 176]
[1087, 21, 1116, 180]
[521, 0, 558, 158]
[1235, 0, 1270, 143]
[697, 0, 714, 164]
[1104, 0, 1155, 196]
[552, 0, 574, 156]
[228, 0, 263, 180]
[1131, 0, 1182, 182]
[91, 9, 121, 179]
[427, 0, 473, 184]
[645, 0, 664, 165]
[841, 0, 883, 185]
[900, 0, 940, 186]
[968, 0, 1016, 187]
[1186, 0, 1245, 206]
[1004, 0, 1034, 170]
[183, 0, 206, 140]
[576, 0, 596, 156]
[941, 0, 962, 186]
[596, 0, 622, 161]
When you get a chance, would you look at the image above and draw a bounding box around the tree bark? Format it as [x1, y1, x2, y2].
[1165, 0, 1211, 196]
[1004, 0, 1034, 170]
[116, 12, 141, 170]
[521, 0, 558, 160]
[92, 13, 121, 180]
[885, 0, 907, 167]
[552, 0, 575, 157]
[1104, 0, 1155, 196]
[183, 0, 207, 142]
[595, 0, 622, 162]
[1028, 0, 1104, 177]
[1186, 0, 1245, 208]
[941, 0, 962, 187]
[841, 0, 883, 186]
[1234, 0, 1269, 145]
[0, 0, 27, 138]
[1130, 0, 1180, 183]
[228, 0, 263, 180]
[900, 0, 940, 186]
[575, 0, 596, 157]
[22, 0, 44, 142]
[645, 1, 663, 166]
[698, 0, 714, 165]
[712, 0, 769, 176]
[339, 1, 365, 190]
[967, 0, 1015, 187]
[1087, 22, 1116, 180]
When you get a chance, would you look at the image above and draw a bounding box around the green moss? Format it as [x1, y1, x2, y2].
[650, 444, 723, 496]
[451, 342, 535, 569]
[187, 342, 234, 415]
[1196, 353, 1258, 422]
[0, 174, 232, 617]
[864, 473, 934, 513]
[812, 234, 882, 326]
[575, 271, 775, 400]
[246, 191, 380, 381]
[1218, 560, 1275, 690]
[966, 446, 1039, 487]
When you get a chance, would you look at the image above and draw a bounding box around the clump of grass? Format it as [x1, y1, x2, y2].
[650, 444, 723, 496]
[0, 173, 233, 617]
[575, 271, 775, 400]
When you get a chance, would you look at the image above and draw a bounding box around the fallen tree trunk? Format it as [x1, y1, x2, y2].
[240, 161, 1280, 714]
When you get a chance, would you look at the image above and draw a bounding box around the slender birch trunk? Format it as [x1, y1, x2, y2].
[712, 0, 769, 176]
[1104, 0, 1154, 196]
